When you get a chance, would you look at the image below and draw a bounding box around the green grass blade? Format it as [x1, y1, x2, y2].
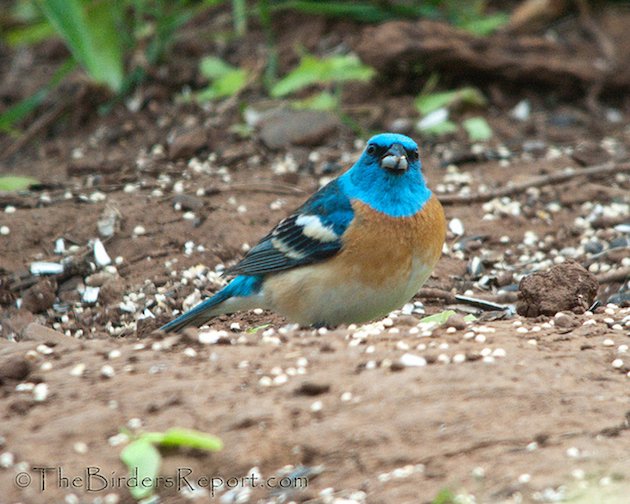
[156, 428, 223, 451]
[232, 0, 247, 35]
[0, 176, 40, 191]
[36, 0, 124, 92]
[0, 58, 75, 132]
[5, 21, 55, 47]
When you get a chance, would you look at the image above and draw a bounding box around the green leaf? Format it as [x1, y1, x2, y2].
[196, 68, 248, 101]
[273, 1, 436, 23]
[292, 91, 338, 111]
[432, 488, 457, 504]
[120, 439, 161, 500]
[418, 310, 476, 326]
[462, 116, 493, 142]
[419, 119, 458, 136]
[270, 54, 374, 97]
[199, 56, 236, 79]
[151, 428, 223, 452]
[246, 323, 270, 334]
[460, 13, 509, 36]
[36, 0, 124, 92]
[415, 87, 486, 115]
[0, 176, 40, 191]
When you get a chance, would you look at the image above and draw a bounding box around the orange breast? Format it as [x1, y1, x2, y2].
[334, 195, 446, 287]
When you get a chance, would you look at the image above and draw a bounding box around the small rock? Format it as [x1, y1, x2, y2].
[259, 110, 339, 149]
[517, 261, 598, 317]
[168, 128, 208, 160]
[22, 323, 77, 347]
[445, 313, 467, 330]
[21, 279, 56, 314]
[294, 381, 331, 396]
[173, 194, 204, 212]
[0, 357, 31, 383]
[553, 312, 580, 329]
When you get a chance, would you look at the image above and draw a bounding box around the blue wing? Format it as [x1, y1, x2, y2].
[226, 179, 354, 276]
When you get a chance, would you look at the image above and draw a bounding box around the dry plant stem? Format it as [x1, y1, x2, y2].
[596, 267, 630, 285]
[440, 162, 630, 205]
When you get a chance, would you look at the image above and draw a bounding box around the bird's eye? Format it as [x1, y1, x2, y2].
[408, 149, 419, 161]
[366, 145, 376, 155]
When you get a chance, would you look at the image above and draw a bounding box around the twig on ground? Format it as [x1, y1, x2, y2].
[596, 267, 630, 285]
[439, 161, 630, 205]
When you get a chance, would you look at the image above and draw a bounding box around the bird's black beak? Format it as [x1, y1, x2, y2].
[380, 143, 408, 173]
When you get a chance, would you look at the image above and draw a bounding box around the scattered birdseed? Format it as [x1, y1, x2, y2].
[127, 418, 143, 429]
[259, 376, 272, 387]
[73, 442, 88, 454]
[33, 383, 49, 402]
[571, 469, 585, 480]
[472, 467, 486, 479]
[518, 473, 531, 484]
[566, 447, 581, 458]
[70, 363, 86, 376]
[0, 452, 15, 468]
[40, 362, 53, 371]
[133, 225, 146, 236]
[516, 327, 529, 334]
[399, 353, 427, 367]
[37, 344, 54, 355]
[340, 392, 353, 402]
[108, 433, 129, 446]
[310, 401, 323, 412]
[183, 347, 197, 358]
[611, 359, 624, 369]
[100, 365, 115, 378]
[4, 205, 16, 213]
[453, 353, 466, 364]
[0, 226, 9, 235]
[603, 339, 615, 347]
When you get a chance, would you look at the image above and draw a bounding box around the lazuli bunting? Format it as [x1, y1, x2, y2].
[161, 133, 445, 332]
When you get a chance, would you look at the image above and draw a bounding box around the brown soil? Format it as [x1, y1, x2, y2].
[1, 7, 629, 504]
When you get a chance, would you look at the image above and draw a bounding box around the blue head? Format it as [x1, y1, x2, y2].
[339, 133, 431, 217]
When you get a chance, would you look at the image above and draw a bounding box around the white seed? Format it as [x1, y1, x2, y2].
[100, 365, 115, 378]
[612, 359, 624, 369]
[399, 353, 427, 367]
[33, 383, 49, 402]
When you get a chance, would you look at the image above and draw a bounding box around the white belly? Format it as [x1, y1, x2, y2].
[263, 256, 433, 326]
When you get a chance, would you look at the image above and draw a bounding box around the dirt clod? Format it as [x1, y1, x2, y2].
[259, 110, 338, 149]
[167, 128, 208, 160]
[21, 278, 56, 314]
[21, 322, 77, 347]
[0, 357, 31, 383]
[517, 261, 599, 317]
[445, 313, 468, 330]
[294, 381, 331, 396]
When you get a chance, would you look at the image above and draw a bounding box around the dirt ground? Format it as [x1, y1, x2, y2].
[1, 7, 630, 504]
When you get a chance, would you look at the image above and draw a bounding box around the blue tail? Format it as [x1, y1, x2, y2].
[159, 275, 263, 333]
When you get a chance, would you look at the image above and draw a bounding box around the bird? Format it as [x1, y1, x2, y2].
[160, 132, 446, 333]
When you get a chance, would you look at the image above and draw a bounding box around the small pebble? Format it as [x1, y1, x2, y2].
[0, 226, 10, 235]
